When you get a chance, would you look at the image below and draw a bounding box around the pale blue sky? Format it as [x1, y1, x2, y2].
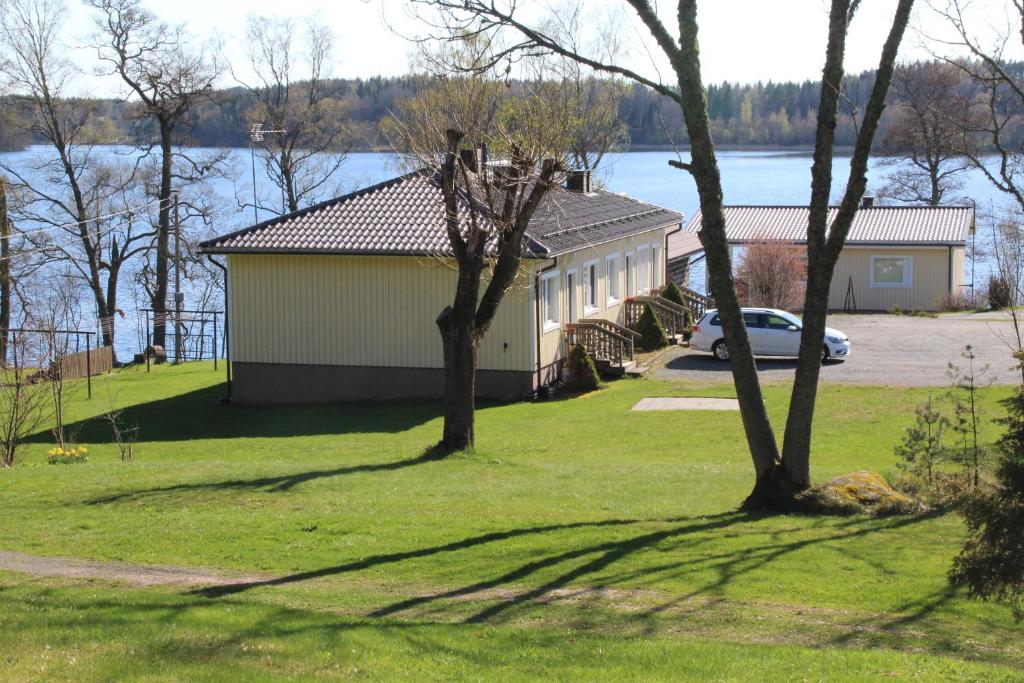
[52, 0, 1022, 97]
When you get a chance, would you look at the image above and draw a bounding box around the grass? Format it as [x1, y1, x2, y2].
[0, 361, 1022, 680]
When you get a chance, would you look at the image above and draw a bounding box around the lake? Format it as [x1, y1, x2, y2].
[0, 146, 1008, 361]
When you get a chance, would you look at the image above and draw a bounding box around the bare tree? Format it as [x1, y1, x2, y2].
[412, 0, 915, 507]
[388, 51, 567, 450]
[238, 14, 350, 216]
[0, 330, 52, 468]
[0, 0, 158, 363]
[88, 0, 221, 349]
[0, 175, 11, 365]
[735, 240, 807, 310]
[923, 1, 1024, 211]
[877, 61, 973, 205]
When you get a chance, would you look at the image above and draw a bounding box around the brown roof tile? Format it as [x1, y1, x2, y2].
[201, 170, 682, 257]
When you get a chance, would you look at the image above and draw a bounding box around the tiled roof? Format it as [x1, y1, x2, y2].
[200, 170, 682, 258]
[685, 205, 975, 246]
[667, 227, 702, 260]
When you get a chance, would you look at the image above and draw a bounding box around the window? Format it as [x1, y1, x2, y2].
[762, 314, 797, 330]
[870, 255, 913, 289]
[742, 312, 762, 329]
[606, 254, 621, 303]
[625, 253, 634, 296]
[636, 245, 651, 293]
[540, 270, 560, 331]
[582, 260, 598, 314]
[652, 243, 661, 289]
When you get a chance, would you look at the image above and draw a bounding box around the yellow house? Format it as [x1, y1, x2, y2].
[679, 203, 975, 312]
[201, 169, 682, 404]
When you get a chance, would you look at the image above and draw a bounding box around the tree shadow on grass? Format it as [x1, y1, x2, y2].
[36, 385, 455, 444]
[87, 445, 450, 504]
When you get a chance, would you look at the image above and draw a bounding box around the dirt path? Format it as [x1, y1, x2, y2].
[0, 550, 271, 587]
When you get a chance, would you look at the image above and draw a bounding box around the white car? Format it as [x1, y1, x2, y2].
[690, 307, 850, 362]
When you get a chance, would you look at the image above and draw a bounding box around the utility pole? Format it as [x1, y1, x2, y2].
[173, 191, 182, 364]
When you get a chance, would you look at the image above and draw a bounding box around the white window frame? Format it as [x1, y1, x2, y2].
[564, 268, 578, 323]
[651, 243, 662, 289]
[582, 259, 599, 315]
[625, 251, 635, 297]
[870, 255, 913, 289]
[636, 245, 651, 294]
[540, 269, 561, 332]
[605, 253, 621, 305]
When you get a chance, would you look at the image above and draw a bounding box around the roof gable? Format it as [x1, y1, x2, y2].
[684, 205, 975, 246]
[200, 170, 682, 257]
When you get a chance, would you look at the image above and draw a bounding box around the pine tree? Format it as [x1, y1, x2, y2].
[951, 355, 1024, 621]
[894, 395, 949, 486]
[636, 303, 668, 351]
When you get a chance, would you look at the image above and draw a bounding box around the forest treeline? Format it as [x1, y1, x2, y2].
[3, 63, 1019, 153]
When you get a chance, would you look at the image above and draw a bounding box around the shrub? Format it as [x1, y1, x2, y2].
[950, 372, 1024, 621]
[636, 303, 669, 351]
[988, 274, 1013, 310]
[564, 344, 600, 393]
[895, 395, 950, 488]
[660, 281, 686, 307]
[937, 288, 983, 312]
[734, 239, 806, 310]
[888, 305, 903, 315]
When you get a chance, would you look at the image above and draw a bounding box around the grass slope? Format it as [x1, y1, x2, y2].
[0, 362, 1021, 680]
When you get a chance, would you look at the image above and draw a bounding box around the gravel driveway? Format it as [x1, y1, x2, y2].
[654, 311, 1024, 386]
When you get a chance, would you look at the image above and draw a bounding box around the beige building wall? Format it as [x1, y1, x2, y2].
[532, 227, 671, 372]
[828, 246, 960, 311]
[228, 254, 533, 372]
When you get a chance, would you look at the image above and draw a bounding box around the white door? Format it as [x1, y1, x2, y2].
[741, 312, 764, 353]
[759, 313, 801, 356]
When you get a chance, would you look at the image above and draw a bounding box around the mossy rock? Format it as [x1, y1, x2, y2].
[796, 470, 921, 516]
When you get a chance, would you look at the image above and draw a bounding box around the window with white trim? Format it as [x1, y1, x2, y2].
[540, 270, 560, 330]
[583, 260, 598, 314]
[870, 255, 913, 289]
[606, 254, 621, 303]
[636, 245, 651, 293]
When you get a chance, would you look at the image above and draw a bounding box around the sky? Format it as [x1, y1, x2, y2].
[53, 0, 1024, 98]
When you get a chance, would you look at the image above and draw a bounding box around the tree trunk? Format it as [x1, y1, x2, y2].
[0, 179, 10, 369]
[674, 0, 782, 482]
[436, 259, 484, 452]
[152, 120, 173, 349]
[437, 307, 479, 451]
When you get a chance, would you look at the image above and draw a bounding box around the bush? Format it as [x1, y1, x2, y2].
[660, 281, 686, 307]
[734, 239, 806, 310]
[937, 289, 983, 312]
[950, 376, 1024, 621]
[636, 303, 669, 351]
[563, 344, 600, 393]
[988, 274, 1013, 310]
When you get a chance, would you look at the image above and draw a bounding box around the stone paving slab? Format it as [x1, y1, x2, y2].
[631, 397, 740, 411]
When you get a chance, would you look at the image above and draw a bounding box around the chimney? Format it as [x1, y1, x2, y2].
[861, 195, 874, 208]
[566, 169, 592, 193]
[459, 147, 484, 173]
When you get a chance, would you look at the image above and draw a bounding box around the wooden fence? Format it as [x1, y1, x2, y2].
[58, 345, 113, 380]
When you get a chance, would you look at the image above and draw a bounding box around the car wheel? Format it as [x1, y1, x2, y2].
[821, 344, 830, 363]
[712, 340, 729, 361]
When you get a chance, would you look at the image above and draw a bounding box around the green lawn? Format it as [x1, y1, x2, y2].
[0, 362, 1021, 680]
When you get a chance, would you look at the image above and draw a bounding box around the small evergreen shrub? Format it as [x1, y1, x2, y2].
[636, 303, 669, 351]
[660, 281, 686, 307]
[564, 344, 600, 393]
[988, 275, 1013, 310]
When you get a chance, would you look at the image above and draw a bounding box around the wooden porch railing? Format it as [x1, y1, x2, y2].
[652, 285, 714, 320]
[565, 319, 638, 368]
[624, 295, 690, 336]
